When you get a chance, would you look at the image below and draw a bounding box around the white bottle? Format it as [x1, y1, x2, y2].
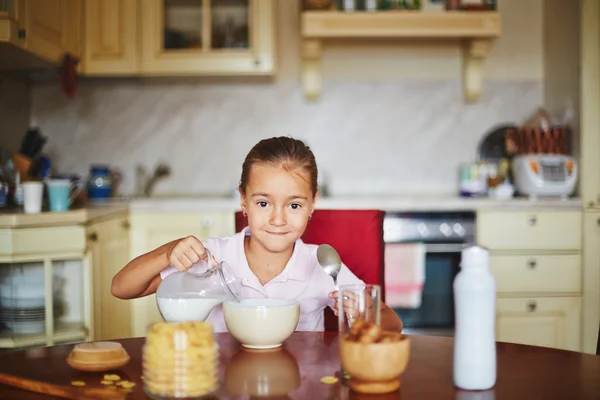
[453, 245, 496, 390]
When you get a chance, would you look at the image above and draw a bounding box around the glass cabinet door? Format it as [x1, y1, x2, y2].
[163, 0, 204, 50]
[210, 0, 249, 49]
[0, 259, 89, 348]
[141, 0, 275, 75]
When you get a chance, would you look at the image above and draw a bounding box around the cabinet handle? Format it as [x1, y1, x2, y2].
[89, 232, 98, 242]
[527, 301, 537, 312]
[122, 221, 130, 230]
[528, 259, 537, 269]
[254, 58, 261, 66]
[597, 217, 600, 226]
[527, 215, 537, 226]
[18, 29, 25, 39]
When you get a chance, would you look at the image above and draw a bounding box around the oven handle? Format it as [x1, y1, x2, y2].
[424, 243, 467, 253]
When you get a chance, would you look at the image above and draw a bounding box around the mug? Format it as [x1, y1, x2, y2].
[22, 182, 44, 214]
[46, 179, 82, 212]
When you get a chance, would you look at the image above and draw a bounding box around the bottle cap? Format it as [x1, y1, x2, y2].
[461, 245, 489, 269]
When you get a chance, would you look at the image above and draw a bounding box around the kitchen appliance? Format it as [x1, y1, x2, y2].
[384, 212, 475, 337]
[512, 154, 577, 198]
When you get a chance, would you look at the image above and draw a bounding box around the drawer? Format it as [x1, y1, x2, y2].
[477, 211, 581, 250]
[0, 226, 86, 255]
[490, 254, 581, 293]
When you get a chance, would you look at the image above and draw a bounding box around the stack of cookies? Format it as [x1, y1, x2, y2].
[142, 321, 219, 398]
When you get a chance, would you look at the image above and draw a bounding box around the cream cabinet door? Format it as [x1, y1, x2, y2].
[140, 0, 275, 75]
[582, 212, 600, 353]
[128, 211, 235, 337]
[88, 215, 131, 341]
[477, 210, 582, 251]
[496, 297, 581, 352]
[23, 0, 81, 62]
[82, 0, 137, 75]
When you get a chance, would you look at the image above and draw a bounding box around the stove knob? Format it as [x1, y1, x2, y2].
[453, 223, 466, 237]
[440, 223, 452, 237]
[417, 222, 429, 238]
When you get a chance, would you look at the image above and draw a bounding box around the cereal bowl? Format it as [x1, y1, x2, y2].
[223, 298, 299, 349]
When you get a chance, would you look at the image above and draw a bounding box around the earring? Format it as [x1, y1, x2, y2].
[243, 211, 247, 217]
[308, 214, 312, 220]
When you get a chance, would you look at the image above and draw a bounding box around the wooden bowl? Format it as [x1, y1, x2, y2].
[340, 334, 410, 394]
[66, 341, 130, 372]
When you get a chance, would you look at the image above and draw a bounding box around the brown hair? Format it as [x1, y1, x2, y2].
[240, 136, 318, 197]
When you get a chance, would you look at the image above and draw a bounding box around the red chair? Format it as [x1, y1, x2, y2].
[235, 209, 385, 331]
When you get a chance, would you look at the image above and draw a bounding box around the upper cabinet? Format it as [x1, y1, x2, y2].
[81, 0, 276, 77]
[0, 0, 81, 67]
[140, 0, 275, 75]
[24, 0, 81, 62]
[81, 0, 138, 75]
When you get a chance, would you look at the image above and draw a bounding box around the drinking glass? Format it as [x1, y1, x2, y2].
[337, 284, 381, 338]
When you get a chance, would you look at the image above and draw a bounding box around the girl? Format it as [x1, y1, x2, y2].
[111, 136, 403, 333]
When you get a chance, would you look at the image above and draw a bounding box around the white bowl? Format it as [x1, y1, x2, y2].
[223, 298, 299, 350]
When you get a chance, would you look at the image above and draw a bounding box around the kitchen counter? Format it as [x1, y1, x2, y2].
[0, 203, 129, 228]
[129, 195, 584, 213]
[0, 195, 583, 228]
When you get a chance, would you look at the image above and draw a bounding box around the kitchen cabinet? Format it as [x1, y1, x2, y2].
[0, 0, 81, 65]
[0, 225, 91, 349]
[139, 0, 276, 76]
[24, 0, 81, 62]
[81, 0, 137, 75]
[582, 212, 600, 354]
[127, 211, 235, 337]
[496, 297, 581, 352]
[477, 209, 583, 352]
[87, 214, 131, 341]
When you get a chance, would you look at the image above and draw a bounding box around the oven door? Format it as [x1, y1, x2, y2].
[391, 243, 464, 337]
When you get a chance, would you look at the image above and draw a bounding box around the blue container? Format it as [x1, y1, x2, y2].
[87, 165, 113, 201]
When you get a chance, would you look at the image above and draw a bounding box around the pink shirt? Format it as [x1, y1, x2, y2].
[160, 227, 364, 332]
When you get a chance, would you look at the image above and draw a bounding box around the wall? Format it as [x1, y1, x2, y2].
[30, 0, 545, 197]
[0, 74, 30, 153]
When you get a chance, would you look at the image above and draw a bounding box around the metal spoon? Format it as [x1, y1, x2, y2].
[317, 244, 342, 287]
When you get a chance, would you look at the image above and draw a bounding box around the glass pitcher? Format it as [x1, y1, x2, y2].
[156, 251, 241, 323]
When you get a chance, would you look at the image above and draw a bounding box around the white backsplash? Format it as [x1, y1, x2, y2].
[31, 79, 542, 197]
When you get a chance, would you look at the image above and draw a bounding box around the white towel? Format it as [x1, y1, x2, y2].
[384, 243, 426, 309]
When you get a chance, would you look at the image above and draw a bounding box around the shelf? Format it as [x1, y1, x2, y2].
[0, 322, 88, 349]
[300, 11, 502, 102]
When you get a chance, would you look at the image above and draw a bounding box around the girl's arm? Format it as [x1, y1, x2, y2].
[111, 240, 173, 299]
[111, 235, 211, 299]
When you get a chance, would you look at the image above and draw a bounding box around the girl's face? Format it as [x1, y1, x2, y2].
[240, 163, 317, 254]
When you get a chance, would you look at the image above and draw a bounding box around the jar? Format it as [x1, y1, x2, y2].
[156, 251, 242, 323]
[87, 165, 113, 201]
[143, 321, 219, 399]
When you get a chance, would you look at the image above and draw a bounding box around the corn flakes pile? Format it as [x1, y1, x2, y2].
[345, 320, 403, 343]
[142, 322, 219, 398]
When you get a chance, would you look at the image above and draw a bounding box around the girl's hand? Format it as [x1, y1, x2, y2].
[328, 290, 377, 318]
[328, 291, 361, 318]
[165, 236, 214, 272]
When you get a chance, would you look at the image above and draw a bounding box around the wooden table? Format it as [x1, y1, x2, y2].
[0, 332, 599, 399]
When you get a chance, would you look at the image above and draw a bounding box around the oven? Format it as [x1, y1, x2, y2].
[383, 212, 476, 337]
